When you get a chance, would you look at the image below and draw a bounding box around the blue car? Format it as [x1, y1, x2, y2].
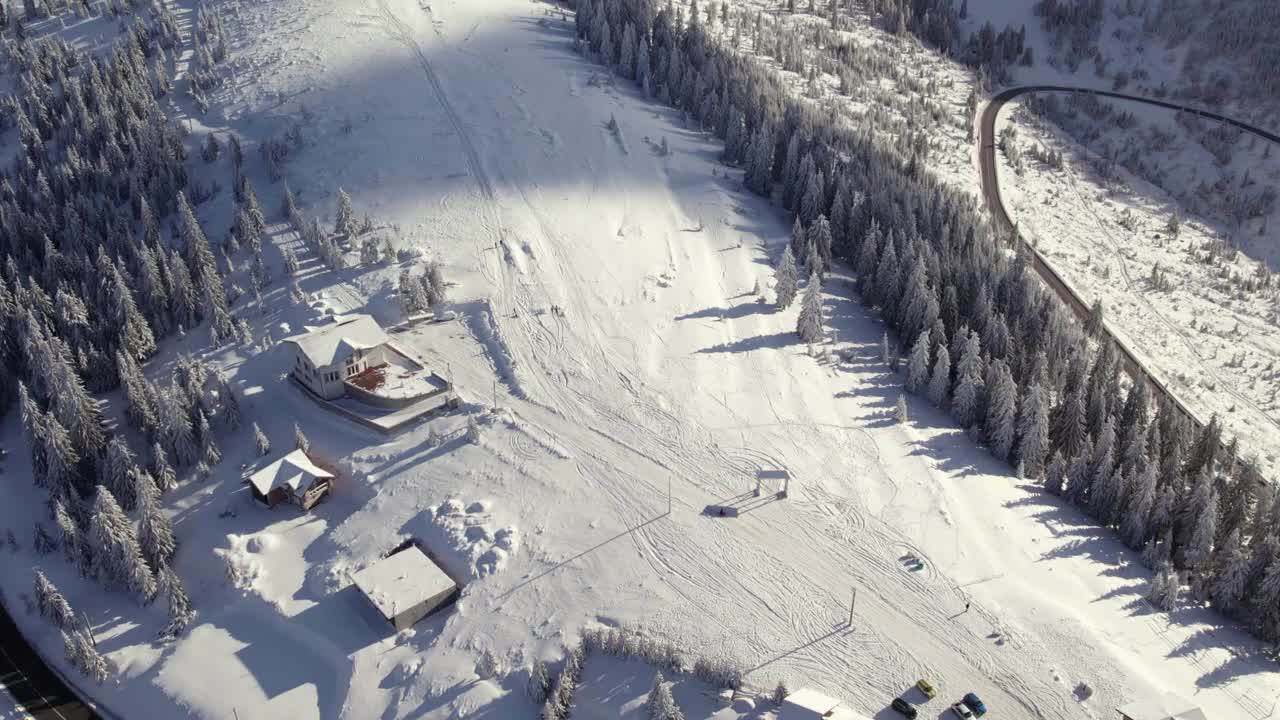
[962, 692, 987, 717]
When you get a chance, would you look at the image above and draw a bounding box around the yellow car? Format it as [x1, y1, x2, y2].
[916, 679, 937, 699]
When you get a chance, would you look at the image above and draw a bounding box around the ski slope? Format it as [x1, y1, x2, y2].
[1, 0, 1278, 717]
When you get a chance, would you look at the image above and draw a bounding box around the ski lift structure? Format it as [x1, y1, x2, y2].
[755, 468, 790, 499]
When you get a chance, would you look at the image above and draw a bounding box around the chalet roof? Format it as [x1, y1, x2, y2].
[1117, 693, 1206, 720]
[779, 688, 870, 720]
[285, 314, 390, 368]
[351, 545, 456, 621]
[246, 449, 334, 496]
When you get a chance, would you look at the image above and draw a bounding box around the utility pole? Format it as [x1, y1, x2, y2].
[667, 477, 672, 515]
[848, 587, 856, 626]
[492, 379, 498, 412]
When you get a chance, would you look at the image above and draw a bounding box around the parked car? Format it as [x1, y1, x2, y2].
[891, 697, 918, 719]
[916, 678, 937, 698]
[950, 701, 974, 718]
[962, 692, 988, 716]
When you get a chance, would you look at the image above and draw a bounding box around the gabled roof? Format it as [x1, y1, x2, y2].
[285, 314, 390, 368]
[1117, 693, 1206, 720]
[246, 449, 334, 496]
[351, 545, 456, 620]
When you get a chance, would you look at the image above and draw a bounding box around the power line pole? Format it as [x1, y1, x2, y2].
[848, 587, 856, 626]
[667, 477, 672, 516]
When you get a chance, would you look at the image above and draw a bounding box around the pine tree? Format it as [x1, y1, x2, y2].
[984, 361, 1017, 462]
[253, 422, 271, 456]
[150, 442, 177, 493]
[294, 423, 310, 453]
[528, 659, 551, 703]
[905, 332, 931, 394]
[90, 486, 156, 603]
[1016, 382, 1049, 478]
[796, 272, 823, 343]
[1210, 528, 1249, 615]
[1122, 460, 1157, 548]
[647, 671, 685, 720]
[137, 472, 176, 568]
[158, 564, 195, 639]
[334, 187, 357, 239]
[1044, 450, 1067, 495]
[895, 394, 908, 423]
[1184, 489, 1219, 571]
[1147, 561, 1178, 611]
[101, 436, 140, 511]
[774, 246, 798, 308]
[927, 345, 951, 407]
[34, 570, 76, 629]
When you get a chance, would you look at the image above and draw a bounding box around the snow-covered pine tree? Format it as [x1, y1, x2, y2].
[1044, 450, 1067, 494]
[150, 442, 177, 493]
[905, 331, 930, 394]
[646, 671, 685, 720]
[69, 629, 109, 683]
[137, 472, 176, 568]
[796, 272, 823, 343]
[34, 569, 76, 629]
[927, 344, 950, 407]
[335, 187, 357, 240]
[528, 659, 551, 703]
[895, 394, 908, 423]
[101, 436, 140, 511]
[157, 564, 194, 639]
[1015, 382, 1049, 478]
[1147, 562, 1173, 611]
[1121, 460, 1157, 548]
[33, 523, 57, 555]
[1064, 446, 1093, 506]
[253, 422, 271, 456]
[984, 360, 1017, 462]
[90, 486, 156, 603]
[1250, 552, 1280, 641]
[774, 246, 798, 309]
[294, 423, 311, 453]
[1210, 528, 1249, 615]
[1184, 488, 1219, 572]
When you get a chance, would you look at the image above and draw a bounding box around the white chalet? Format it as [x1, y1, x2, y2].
[285, 315, 391, 400]
[245, 449, 334, 510]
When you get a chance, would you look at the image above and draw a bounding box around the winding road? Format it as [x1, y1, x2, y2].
[979, 85, 1280, 452]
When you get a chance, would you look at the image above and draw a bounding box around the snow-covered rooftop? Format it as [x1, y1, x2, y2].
[351, 545, 456, 621]
[246, 449, 334, 496]
[779, 688, 871, 720]
[1117, 693, 1207, 720]
[285, 314, 390, 368]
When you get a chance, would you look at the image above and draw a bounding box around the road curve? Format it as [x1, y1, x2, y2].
[0, 598, 97, 720]
[978, 85, 1280, 446]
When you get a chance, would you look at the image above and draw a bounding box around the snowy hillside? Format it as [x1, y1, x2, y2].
[0, 0, 1279, 719]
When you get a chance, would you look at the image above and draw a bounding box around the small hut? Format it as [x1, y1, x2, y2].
[245, 449, 334, 510]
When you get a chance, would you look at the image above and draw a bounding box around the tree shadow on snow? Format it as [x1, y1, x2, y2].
[694, 331, 796, 355]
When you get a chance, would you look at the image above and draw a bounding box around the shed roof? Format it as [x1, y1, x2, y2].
[1117, 693, 1206, 720]
[351, 545, 456, 621]
[285, 314, 390, 368]
[779, 689, 871, 720]
[246, 449, 334, 496]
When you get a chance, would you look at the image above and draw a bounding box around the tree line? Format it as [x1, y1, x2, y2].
[575, 0, 1280, 644]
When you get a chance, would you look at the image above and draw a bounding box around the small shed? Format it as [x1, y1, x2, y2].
[352, 545, 458, 630]
[245, 449, 334, 510]
[1116, 693, 1206, 720]
[779, 688, 870, 720]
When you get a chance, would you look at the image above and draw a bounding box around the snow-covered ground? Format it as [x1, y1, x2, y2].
[994, 97, 1280, 478]
[0, 688, 29, 720]
[2, 0, 1280, 718]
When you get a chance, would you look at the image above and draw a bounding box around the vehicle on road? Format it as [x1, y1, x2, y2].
[963, 692, 988, 716]
[950, 701, 974, 718]
[916, 678, 937, 698]
[891, 697, 918, 718]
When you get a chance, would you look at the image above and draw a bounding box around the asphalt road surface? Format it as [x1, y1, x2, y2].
[0, 600, 96, 720]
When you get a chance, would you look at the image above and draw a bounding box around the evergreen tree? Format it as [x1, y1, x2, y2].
[1044, 450, 1067, 495]
[1147, 561, 1178, 611]
[774, 246, 798, 308]
[158, 564, 194, 639]
[150, 442, 177, 493]
[1210, 528, 1249, 614]
[89, 486, 156, 603]
[34, 570, 76, 629]
[528, 659, 552, 704]
[137, 472, 176, 568]
[1015, 382, 1049, 478]
[984, 360, 1017, 462]
[334, 187, 357, 239]
[1184, 489, 1219, 571]
[1122, 461, 1157, 548]
[64, 629, 109, 684]
[294, 423, 311, 453]
[905, 331, 931, 394]
[253, 422, 271, 456]
[646, 671, 685, 720]
[927, 345, 951, 408]
[796, 273, 823, 343]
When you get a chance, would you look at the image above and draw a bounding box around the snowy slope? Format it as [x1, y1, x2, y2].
[1, 0, 1278, 718]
